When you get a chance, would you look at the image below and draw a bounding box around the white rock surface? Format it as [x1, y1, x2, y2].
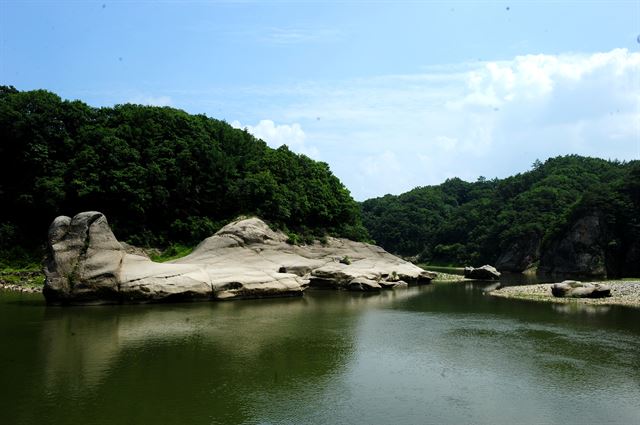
[44, 212, 436, 304]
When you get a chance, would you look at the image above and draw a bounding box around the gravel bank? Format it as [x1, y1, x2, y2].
[0, 271, 44, 294]
[489, 280, 640, 308]
[0, 283, 42, 294]
[432, 272, 467, 282]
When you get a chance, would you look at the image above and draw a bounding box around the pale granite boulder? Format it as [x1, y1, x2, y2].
[44, 212, 436, 304]
[550, 280, 611, 298]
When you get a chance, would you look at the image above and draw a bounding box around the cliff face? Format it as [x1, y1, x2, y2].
[624, 240, 640, 277]
[495, 233, 541, 273]
[537, 210, 640, 278]
[538, 213, 608, 277]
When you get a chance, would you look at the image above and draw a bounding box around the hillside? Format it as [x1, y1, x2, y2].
[0, 86, 368, 262]
[361, 155, 640, 277]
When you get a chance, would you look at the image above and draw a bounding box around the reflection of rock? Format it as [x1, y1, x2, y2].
[495, 233, 540, 272]
[464, 265, 500, 280]
[44, 212, 436, 304]
[551, 281, 611, 298]
[38, 295, 351, 423]
[482, 282, 502, 293]
[40, 286, 425, 396]
[551, 303, 611, 315]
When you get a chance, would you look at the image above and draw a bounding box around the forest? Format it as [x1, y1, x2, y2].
[361, 155, 640, 276]
[0, 87, 368, 264]
[2, 87, 638, 277]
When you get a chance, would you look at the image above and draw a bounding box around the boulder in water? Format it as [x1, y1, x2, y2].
[463, 265, 501, 280]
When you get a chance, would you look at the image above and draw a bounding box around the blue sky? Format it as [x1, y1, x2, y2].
[2, 0, 639, 200]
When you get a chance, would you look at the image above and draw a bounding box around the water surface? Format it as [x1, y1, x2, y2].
[1, 280, 639, 424]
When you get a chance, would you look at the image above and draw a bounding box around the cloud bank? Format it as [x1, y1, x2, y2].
[231, 119, 319, 159]
[263, 48, 639, 200]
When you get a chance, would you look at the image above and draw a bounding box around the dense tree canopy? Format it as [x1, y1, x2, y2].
[2, 87, 637, 276]
[361, 155, 640, 273]
[0, 87, 368, 258]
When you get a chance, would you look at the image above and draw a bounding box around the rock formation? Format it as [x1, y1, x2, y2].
[463, 265, 501, 280]
[538, 213, 607, 277]
[495, 233, 541, 273]
[550, 280, 611, 298]
[43, 212, 436, 304]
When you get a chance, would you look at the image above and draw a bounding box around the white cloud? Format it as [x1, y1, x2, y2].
[453, 48, 640, 110]
[258, 48, 640, 199]
[126, 95, 172, 107]
[355, 150, 408, 196]
[231, 119, 319, 158]
[195, 49, 639, 200]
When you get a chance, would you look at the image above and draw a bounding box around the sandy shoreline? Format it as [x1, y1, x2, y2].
[489, 281, 640, 308]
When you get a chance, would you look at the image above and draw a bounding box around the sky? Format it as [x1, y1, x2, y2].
[1, 0, 639, 200]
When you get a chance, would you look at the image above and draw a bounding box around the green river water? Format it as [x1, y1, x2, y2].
[1, 278, 639, 425]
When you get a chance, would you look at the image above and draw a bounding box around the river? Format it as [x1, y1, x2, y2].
[1, 278, 639, 424]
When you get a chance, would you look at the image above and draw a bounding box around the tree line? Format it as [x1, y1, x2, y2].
[0, 86, 368, 264]
[361, 155, 640, 276]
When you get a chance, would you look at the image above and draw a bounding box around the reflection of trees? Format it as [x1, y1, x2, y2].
[24, 289, 422, 424]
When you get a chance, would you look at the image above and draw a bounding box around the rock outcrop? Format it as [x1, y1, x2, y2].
[44, 212, 436, 304]
[495, 233, 541, 273]
[538, 213, 607, 277]
[463, 265, 501, 280]
[550, 280, 611, 298]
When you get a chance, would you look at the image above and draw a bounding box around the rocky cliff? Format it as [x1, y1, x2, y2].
[538, 210, 640, 278]
[538, 212, 608, 277]
[495, 233, 541, 273]
[43, 212, 436, 304]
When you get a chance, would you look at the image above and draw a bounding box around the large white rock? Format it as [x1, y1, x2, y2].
[44, 212, 436, 304]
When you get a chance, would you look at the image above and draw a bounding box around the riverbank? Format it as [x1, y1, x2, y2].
[0, 269, 44, 294]
[489, 280, 640, 308]
[431, 272, 466, 282]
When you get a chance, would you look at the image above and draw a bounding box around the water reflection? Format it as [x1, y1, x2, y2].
[2, 281, 640, 425]
[24, 288, 426, 424]
[552, 303, 612, 315]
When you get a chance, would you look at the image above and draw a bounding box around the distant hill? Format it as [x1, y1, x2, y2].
[0, 86, 368, 260]
[361, 155, 640, 277]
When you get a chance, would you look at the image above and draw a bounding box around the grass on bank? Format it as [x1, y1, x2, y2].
[0, 249, 46, 288]
[0, 266, 45, 288]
